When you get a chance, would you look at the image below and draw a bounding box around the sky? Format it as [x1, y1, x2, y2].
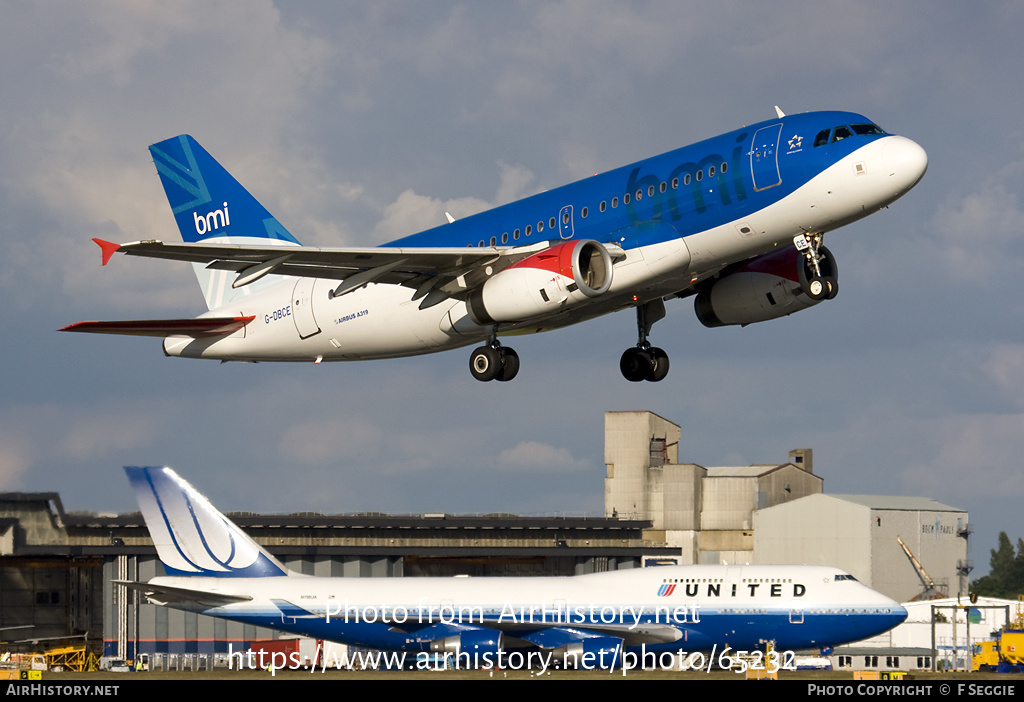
[1, 2, 1022, 579]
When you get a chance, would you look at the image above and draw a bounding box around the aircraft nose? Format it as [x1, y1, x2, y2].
[882, 135, 928, 193]
[892, 602, 908, 625]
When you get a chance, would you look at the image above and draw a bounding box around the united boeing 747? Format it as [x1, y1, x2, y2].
[120, 466, 907, 667]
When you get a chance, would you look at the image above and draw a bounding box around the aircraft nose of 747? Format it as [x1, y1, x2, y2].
[882, 135, 928, 194]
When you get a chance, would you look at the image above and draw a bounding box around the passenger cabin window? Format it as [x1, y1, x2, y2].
[814, 129, 831, 147]
[600, 201, 606, 212]
[525, 225, 532, 236]
[832, 125, 853, 143]
[501, 232, 508, 244]
[581, 206, 588, 218]
[611, 197, 618, 208]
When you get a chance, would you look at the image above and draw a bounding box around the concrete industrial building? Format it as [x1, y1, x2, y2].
[603, 411, 969, 602]
[604, 411, 822, 565]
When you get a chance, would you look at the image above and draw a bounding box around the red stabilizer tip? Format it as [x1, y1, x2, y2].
[92, 238, 121, 266]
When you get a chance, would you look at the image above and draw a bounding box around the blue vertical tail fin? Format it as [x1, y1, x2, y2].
[148, 135, 300, 309]
[125, 466, 290, 578]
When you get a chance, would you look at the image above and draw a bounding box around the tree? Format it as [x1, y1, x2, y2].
[972, 532, 1024, 598]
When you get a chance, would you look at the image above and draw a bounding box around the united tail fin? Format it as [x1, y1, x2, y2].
[148, 135, 300, 309]
[125, 466, 290, 578]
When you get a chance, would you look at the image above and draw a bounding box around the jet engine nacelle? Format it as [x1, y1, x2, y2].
[429, 629, 503, 660]
[467, 239, 613, 325]
[554, 636, 623, 669]
[694, 245, 838, 328]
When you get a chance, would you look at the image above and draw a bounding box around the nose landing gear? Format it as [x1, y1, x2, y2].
[795, 233, 838, 301]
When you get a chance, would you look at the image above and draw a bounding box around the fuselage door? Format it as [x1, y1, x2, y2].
[292, 278, 321, 339]
[559, 205, 574, 240]
[750, 124, 783, 192]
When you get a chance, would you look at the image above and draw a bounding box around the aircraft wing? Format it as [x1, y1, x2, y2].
[378, 616, 682, 648]
[115, 580, 253, 608]
[94, 238, 541, 303]
[493, 621, 682, 648]
[59, 316, 255, 337]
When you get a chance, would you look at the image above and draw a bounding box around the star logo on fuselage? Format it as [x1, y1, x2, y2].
[788, 135, 803, 150]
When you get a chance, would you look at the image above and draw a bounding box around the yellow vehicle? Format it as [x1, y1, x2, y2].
[972, 631, 1024, 673]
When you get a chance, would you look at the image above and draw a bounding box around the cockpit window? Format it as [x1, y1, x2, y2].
[813, 129, 831, 147]
[832, 126, 853, 143]
[851, 123, 885, 136]
[834, 574, 859, 582]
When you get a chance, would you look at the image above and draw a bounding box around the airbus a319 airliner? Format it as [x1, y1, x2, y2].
[120, 466, 907, 666]
[63, 109, 927, 382]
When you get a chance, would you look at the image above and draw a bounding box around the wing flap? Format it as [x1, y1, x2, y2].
[59, 316, 255, 338]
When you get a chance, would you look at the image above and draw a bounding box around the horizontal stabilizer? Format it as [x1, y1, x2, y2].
[115, 580, 253, 608]
[59, 316, 255, 337]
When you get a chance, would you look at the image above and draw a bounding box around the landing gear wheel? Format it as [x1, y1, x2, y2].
[806, 276, 828, 301]
[470, 346, 502, 382]
[620, 348, 649, 382]
[647, 347, 670, 382]
[496, 348, 520, 382]
[822, 275, 838, 300]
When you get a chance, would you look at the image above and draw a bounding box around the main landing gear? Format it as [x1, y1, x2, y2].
[795, 233, 838, 301]
[620, 299, 670, 382]
[469, 335, 519, 382]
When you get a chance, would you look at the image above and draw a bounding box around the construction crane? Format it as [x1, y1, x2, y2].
[897, 536, 947, 600]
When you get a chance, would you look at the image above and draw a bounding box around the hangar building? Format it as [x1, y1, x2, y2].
[0, 490, 670, 658]
[754, 494, 971, 602]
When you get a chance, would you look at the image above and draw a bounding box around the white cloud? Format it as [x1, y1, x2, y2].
[0, 2, 338, 311]
[372, 189, 491, 241]
[901, 414, 1024, 498]
[0, 434, 31, 491]
[925, 159, 1024, 282]
[497, 441, 585, 470]
[983, 344, 1024, 410]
